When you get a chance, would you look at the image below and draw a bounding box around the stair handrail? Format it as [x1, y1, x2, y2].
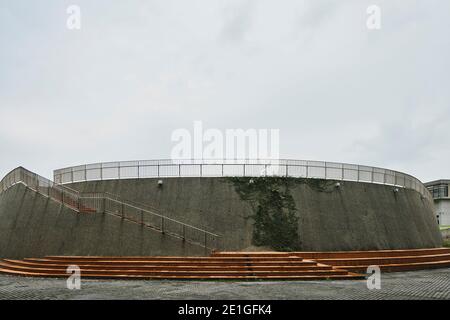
[84, 191, 216, 232]
[0, 167, 81, 209]
[1, 167, 221, 251]
[79, 192, 220, 250]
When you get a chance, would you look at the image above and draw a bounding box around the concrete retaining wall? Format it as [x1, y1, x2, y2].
[68, 177, 443, 251]
[0, 184, 205, 259]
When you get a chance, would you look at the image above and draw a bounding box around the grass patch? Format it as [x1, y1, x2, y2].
[440, 225, 450, 231]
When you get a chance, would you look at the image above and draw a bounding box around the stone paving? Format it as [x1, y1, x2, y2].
[0, 268, 449, 300]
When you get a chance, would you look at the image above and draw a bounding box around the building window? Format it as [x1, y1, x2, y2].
[427, 184, 448, 199]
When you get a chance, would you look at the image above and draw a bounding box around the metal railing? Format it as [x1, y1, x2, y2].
[80, 192, 219, 250]
[1, 167, 219, 251]
[54, 159, 433, 202]
[1, 167, 81, 210]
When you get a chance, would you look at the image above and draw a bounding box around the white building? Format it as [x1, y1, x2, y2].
[425, 180, 450, 226]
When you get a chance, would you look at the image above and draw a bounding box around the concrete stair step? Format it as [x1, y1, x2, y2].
[2, 249, 448, 280]
[335, 259, 450, 273]
[24, 258, 317, 267]
[4, 260, 334, 271]
[212, 248, 450, 259]
[44, 256, 308, 262]
[0, 261, 350, 277]
[0, 267, 365, 280]
[211, 249, 450, 273]
[211, 252, 300, 258]
[316, 253, 450, 266]
[0, 255, 364, 280]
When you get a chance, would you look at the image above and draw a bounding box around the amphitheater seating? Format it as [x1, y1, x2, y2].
[212, 248, 450, 273]
[1, 248, 449, 280]
[0, 256, 363, 280]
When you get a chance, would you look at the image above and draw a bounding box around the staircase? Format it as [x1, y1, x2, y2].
[2, 249, 448, 281]
[0, 167, 82, 211]
[0, 167, 220, 251]
[0, 255, 364, 280]
[212, 248, 450, 273]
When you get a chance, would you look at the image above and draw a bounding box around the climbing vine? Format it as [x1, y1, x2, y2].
[227, 177, 336, 252]
[227, 177, 297, 251]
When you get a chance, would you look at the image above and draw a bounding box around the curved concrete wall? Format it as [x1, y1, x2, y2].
[54, 159, 433, 202]
[0, 184, 205, 259]
[68, 177, 443, 252]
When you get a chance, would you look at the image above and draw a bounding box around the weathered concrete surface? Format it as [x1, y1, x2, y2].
[0, 184, 205, 259]
[68, 177, 443, 251]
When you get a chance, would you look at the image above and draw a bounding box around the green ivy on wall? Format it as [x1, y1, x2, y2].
[228, 177, 336, 252]
[227, 177, 296, 251]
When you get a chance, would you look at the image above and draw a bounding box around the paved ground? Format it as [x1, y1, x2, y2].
[0, 268, 449, 300]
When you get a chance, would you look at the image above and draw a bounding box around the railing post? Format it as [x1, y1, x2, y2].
[161, 217, 165, 233]
[204, 232, 207, 248]
[121, 203, 124, 219]
[182, 225, 186, 241]
[213, 236, 218, 251]
[141, 210, 144, 224]
[102, 197, 106, 213]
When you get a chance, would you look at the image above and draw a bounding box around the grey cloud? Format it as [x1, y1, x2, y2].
[219, 0, 254, 44]
[0, 0, 449, 183]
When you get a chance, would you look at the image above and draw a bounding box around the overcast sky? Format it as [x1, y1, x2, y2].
[1, 0, 449, 182]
